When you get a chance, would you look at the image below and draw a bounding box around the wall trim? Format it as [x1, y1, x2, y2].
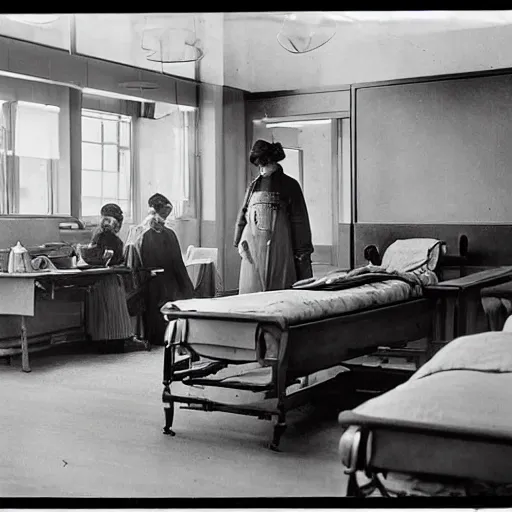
[0, 35, 199, 105]
[356, 221, 512, 226]
[0, 33, 197, 85]
[246, 84, 351, 99]
[351, 66, 512, 91]
[222, 84, 250, 95]
[349, 86, 357, 269]
[0, 34, 245, 93]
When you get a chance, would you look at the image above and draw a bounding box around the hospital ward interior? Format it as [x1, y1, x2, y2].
[4, 10, 512, 500]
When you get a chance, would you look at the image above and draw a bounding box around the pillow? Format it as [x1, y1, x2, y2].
[381, 238, 446, 273]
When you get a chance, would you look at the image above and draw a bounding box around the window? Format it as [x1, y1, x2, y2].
[137, 103, 196, 220]
[0, 100, 61, 215]
[81, 109, 132, 223]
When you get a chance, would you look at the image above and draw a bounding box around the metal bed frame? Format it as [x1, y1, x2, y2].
[159, 243, 512, 451]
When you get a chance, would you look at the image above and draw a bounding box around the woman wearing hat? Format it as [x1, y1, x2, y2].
[87, 203, 133, 353]
[234, 139, 314, 294]
[125, 193, 194, 346]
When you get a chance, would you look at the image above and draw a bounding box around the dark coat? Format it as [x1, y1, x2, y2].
[234, 166, 314, 280]
[91, 228, 125, 266]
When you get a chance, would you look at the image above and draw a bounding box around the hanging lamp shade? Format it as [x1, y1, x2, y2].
[5, 14, 61, 25]
[277, 13, 337, 54]
[141, 15, 203, 64]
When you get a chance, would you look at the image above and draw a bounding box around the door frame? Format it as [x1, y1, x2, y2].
[249, 113, 349, 268]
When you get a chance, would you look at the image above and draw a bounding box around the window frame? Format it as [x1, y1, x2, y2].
[282, 147, 304, 189]
[0, 100, 61, 216]
[80, 108, 133, 226]
[175, 107, 197, 220]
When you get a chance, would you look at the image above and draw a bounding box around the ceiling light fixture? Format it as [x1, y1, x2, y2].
[5, 14, 61, 25]
[266, 120, 332, 128]
[140, 15, 204, 64]
[277, 12, 337, 54]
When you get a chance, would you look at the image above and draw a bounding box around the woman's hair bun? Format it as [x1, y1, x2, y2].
[271, 142, 286, 162]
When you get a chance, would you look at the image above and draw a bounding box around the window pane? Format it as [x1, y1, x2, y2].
[82, 142, 102, 170]
[82, 170, 102, 197]
[82, 196, 102, 217]
[82, 117, 101, 143]
[18, 157, 50, 214]
[119, 148, 130, 175]
[103, 145, 118, 171]
[118, 170, 130, 200]
[118, 199, 130, 217]
[120, 121, 130, 147]
[103, 120, 118, 144]
[102, 172, 118, 199]
[102, 198, 117, 207]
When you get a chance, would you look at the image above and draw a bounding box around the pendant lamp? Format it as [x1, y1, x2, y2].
[5, 14, 61, 25]
[277, 13, 337, 54]
[141, 15, 203, 64]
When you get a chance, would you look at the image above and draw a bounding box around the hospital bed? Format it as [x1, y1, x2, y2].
[338, 318, 512, 497]
[160, 237, 512, 451]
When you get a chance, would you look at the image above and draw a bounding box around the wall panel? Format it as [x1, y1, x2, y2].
[356, 73, 512, 224]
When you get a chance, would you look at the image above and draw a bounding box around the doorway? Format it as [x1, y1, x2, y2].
[251, 116, 349, 272]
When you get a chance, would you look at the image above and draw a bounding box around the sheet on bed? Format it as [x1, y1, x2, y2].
[347, 331, 512, 438]
[177, 363, 349, 405]
[339, 331, 512, 494]
[164, 269, 438, 326]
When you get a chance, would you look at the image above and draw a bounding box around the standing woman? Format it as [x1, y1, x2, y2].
[234, 139, 314, 294]
[125, 193, 194, 346]
[87, 203, 133, 353]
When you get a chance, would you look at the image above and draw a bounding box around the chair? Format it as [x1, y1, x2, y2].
[184, 245, 222, 298]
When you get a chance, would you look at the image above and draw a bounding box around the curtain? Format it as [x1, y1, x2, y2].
[0, 101, 16, 214]
[0, 104, 8, 214]
[169, 109, 189, 219]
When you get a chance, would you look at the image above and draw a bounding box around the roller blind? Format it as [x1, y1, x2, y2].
[14, 101, 60, 159]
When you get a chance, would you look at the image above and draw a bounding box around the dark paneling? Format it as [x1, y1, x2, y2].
[247, 84, 351, 99]
[0, 293, 82, 342]
[312, 245, 332, 265]
[354, 223, 512, 268]
[69, 88, 82, 219]
[82, 94, 139, 117]
[0, 35, 198, 107]
[246, 91, 350, 121]
[0, 216, 61, 248]
[355, 73, 512, 224]
[338, 223, 352, 269]
[60, 229, 92, 245]
[353, 66, 512, 92]
[223, 87, 246, 292]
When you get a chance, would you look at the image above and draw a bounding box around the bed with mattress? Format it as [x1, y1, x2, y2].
[338, 320, 512, 497]
[160, 237, 512, 450]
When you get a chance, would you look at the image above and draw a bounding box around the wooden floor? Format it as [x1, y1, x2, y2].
[0, 345, 346, 497]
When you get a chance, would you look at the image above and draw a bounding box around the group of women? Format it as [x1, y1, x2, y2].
[88, 138, 314, 351]
[87, 193, 194, 352]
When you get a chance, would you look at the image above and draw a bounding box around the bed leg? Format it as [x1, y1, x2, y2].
[346, 473, 360, 497]
[269, 413, 287, 452]
[163, 400, 176, 436]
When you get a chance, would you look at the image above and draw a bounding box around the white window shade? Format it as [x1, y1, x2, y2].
[169, 110, 191, 219]
[15, 101, 60, 159]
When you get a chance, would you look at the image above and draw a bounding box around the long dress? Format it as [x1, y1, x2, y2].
[125, 216, 194, 346]
[86, 229, 133, 350]
[234, 165, 314, 294]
